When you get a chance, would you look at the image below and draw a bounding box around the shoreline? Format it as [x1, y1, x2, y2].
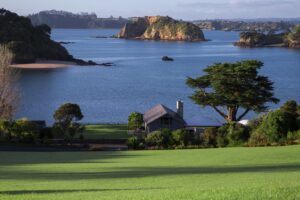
[10, 60, 78, 69]
[10, 60, 77, 69]
[10, 59, 115, 69]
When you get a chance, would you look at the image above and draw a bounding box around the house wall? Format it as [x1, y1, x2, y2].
[146, 114, 185, 133]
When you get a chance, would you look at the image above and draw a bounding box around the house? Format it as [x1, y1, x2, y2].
[185, 116, 223, 135]
[143, 101, 223, 134]
[143, 101, 186, 133]
[31, 120, 47, 129]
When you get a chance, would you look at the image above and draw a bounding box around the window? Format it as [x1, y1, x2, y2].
[161, 117, 172, 126]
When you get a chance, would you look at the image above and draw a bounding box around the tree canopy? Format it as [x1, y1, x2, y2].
[53, 103, 84, 142]
[54, 103, 83, 124]
[186, 60, 279, 122]
[128, 112, 143, 130]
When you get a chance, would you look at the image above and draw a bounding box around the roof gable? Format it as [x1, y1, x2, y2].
[144, 104, 185, 124]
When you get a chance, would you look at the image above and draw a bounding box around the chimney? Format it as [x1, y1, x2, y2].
[176, 100, 184, 118]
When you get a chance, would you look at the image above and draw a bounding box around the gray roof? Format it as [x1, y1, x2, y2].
[144, 104, 186, 124]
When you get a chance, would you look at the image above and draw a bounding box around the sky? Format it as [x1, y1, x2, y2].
[0, 0, 299, 20]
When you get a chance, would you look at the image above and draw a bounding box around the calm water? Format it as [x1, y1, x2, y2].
[17, 29, 300, 125]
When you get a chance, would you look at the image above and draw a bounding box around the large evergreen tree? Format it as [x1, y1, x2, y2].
[186, 60, 279, 122]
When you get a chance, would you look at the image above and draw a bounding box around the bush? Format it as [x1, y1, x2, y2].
[145, 131, 164, 147]
[0, 120, 12, 140]
[202, 127, 218, 147]
[257, 110, 290, 143]
[286, 130, 300, 145]
[248, 127, 270, 146]
[280, 100, 299, 131]
[39, 127, 54, 144]
[214, 125, 227, 148]
[127, 135, 146, 150]
[11, 119, 39, 144]
[172, 129, 191, 147]
[227, 123, 250, 146]
[145, 129, 172, 148]
[248, 115, 265, 132]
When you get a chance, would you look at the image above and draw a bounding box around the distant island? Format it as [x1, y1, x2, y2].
[117, 16, 205, 42]
[195, 20, 296, 32]
[234, 26, 300, 49]
[29, 10, 131, 29]
[0, 9, 105, 68]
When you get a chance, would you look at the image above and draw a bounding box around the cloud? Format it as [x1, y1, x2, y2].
[232, 0, 297, 7]
[178, 0, 298, 9]
[178, 2, 227, 8]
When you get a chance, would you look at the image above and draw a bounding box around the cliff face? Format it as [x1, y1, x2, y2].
[286, 26, 300, 48]
[287, 36, 300, 48]
[118, 18, 149, 38]
[118, 16, 205, 42]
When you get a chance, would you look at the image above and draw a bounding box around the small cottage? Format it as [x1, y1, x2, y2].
[143, 101, 186, 133]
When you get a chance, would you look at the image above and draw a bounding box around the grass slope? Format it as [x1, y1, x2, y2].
[0, 146, 300, 200]
[83, 124, 129, 139]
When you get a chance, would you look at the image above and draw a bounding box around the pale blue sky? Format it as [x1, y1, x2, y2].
[0, 0, 299, 20]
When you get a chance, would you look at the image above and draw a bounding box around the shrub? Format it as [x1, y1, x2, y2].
[127, 136, 139, 150]
[280, 100, 299, 131]
[214, 125, 227, 147]
[248, 115, 265, 131]
[0, 120, 12, 140]
[145, 129, 172, 148]
[286, 130, 300, 145]
[258, 110, 290, 143]
[11, 119, 39, 143]
[145, 131, 164, 147]
[202, 127, 218, 147]
[248, 127, 270, 146]
[227, 123, 250, 146]
[172, 129, 191, 147]
[39, 127, 54, 142]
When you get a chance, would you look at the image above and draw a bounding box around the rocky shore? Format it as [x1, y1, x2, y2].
[118, 16, 205, 42]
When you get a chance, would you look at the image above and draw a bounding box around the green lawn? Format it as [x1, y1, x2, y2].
[0, 146, 300, 200]
[83, 124, 129, 139]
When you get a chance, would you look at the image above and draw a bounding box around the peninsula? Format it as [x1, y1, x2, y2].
[235, 26, 300, 49]
[118, 16, 205, 42]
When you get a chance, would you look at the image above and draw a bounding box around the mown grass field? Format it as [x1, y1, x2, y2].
[83, 124, 129, 139]
[0, 146, 300, 200]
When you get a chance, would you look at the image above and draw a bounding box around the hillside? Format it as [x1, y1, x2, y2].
[29, 10, 130, 29]
[118, 16, 205, 42]
[0, 9, 74, 63]
[0, 9, 101, 65]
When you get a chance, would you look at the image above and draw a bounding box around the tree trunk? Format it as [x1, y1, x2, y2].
[227, 107, 237, 122]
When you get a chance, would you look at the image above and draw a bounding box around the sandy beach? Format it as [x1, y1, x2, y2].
[10, 60, 77, 69]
